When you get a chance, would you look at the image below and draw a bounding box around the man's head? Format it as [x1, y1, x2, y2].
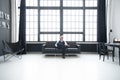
[60, 35, 63, 40]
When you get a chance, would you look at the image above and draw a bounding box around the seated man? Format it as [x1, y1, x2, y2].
[55, 35, 69, 58]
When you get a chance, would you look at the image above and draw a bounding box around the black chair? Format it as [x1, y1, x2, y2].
[2, 40, 24, 61]
[98, 42, 111, 61]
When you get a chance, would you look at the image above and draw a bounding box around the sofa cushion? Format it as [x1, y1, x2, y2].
[67, 48, 79, 53]
[45, 41, 56, 48]
[67, 42, 77, 48]
[42, 41, 81, 54]
[44, 48, 56, 53]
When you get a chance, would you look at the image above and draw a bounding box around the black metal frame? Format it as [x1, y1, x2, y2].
[2, 40, 24, 61]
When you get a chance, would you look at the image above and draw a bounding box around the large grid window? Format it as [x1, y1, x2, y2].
[63, 0, 83, 7]
[17, 0, 98, 42]
[63, 10, 83, 32]
[26, 0, 38, 6]
[85, 10, 97, 41]
[40, 10, 60, 32]
[85, 0, 97, 7]
[26, 9, 38, 41]
[40, 34, 59, 41]
[40, 0, 60, 7]
[64, 34, 83, 41]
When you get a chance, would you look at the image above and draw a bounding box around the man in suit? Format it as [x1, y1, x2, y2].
[55, 35, 69, 58]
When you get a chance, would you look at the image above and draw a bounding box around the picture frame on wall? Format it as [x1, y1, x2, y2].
[0, 21, 1, 27]
[7, 14, 10, 20]
[1, 21, 6, 28]
[0, 11, 4, 19]
[6, 22, 10, 29]
[4, 13, 7, 20]
[4, 13, 10, 20]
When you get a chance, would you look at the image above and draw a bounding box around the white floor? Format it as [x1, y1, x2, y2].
[0, 52, 120, 80]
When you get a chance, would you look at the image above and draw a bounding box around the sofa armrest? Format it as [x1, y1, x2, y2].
[42, 44, 46, 53]
[42, 44, 46, 47]
[76, 44, 80, 47]
[76, 44, 81, 53]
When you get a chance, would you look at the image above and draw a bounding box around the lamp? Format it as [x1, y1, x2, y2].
[109, 29, 112, 43]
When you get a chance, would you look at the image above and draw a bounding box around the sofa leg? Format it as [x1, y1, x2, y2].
[62, 53, 65, 59]
[62, 56, 65, 59]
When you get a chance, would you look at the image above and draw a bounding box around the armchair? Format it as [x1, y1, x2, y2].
[2, 40, 24, 61]
[98, 42, 113, 61]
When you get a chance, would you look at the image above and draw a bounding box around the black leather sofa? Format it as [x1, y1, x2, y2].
[42, 41, 81, 55]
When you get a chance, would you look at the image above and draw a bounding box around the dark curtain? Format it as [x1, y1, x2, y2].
[19, 0, 26, 54]
[97, 0, 107, 42]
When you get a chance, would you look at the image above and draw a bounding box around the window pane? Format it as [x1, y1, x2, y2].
[85, 0, 97, 7]
[64, 34, 83, 41]
[63, 0, 83, 7]
[40, 0, 60, 7]
[40, 10, 60, 32]
[26, 0, 38, 6]
[63, 10, 83, 32]
[40, 34, 59, 41]
[85, 10, 97, 41]
[26, 9, 38, 41]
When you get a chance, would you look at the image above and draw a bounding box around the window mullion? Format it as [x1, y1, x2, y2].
[38, 0, 40, 41]
[60, 0, 63, 35]
[83, 0, 85, 42]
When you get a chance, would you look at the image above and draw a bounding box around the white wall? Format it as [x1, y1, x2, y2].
[107, 0, 120, 42]
[107, 0, 120, 58]
[112, 0, 120, 38]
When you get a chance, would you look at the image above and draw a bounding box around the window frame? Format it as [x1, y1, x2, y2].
[17, 0, 98, 42]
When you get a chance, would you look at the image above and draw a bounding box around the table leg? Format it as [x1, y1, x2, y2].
[119, 47, 120, 65]
[112, 47, 115, 62]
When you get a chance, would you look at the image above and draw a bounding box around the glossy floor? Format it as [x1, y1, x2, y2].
[0, 52, 120, 80]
